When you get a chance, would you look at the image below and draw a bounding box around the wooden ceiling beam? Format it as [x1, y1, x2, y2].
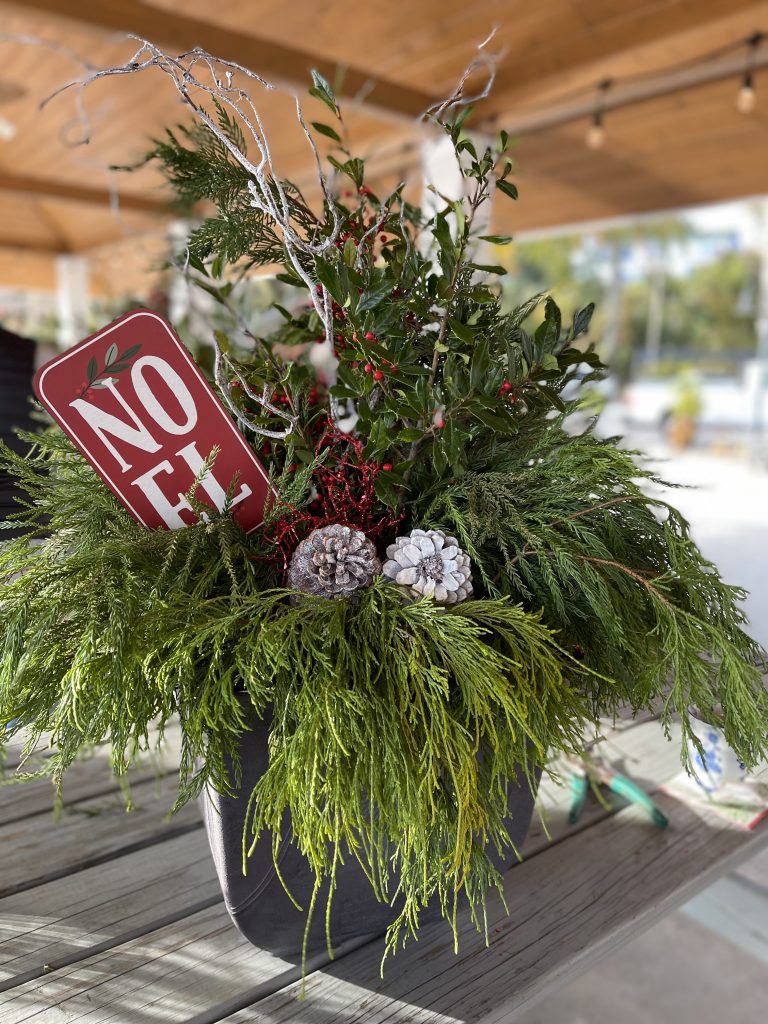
[0, 171, 169, 212]
[0, 233, 66, 254]
[13, 0, 435, 122]
[482, 0, 763, 115]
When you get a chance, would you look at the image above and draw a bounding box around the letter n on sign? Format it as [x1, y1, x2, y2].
[33, 309, 272, 533]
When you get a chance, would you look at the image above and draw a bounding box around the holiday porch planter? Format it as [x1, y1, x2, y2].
[2, 42, 768, 973]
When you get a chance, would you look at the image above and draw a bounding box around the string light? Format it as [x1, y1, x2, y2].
[736, 32, 763, 113]
[585, 79, 611, 149]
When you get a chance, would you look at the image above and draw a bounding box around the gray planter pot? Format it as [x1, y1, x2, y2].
[200, 699, 539, 962]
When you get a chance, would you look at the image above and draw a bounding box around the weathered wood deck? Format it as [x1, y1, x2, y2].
[2, 717, 766, 1023]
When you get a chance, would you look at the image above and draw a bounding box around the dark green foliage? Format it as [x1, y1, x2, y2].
[2, 81, 767, 964]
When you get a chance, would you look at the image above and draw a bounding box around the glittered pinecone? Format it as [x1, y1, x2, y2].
[382, 528, 473, 604]
[287, 524, 381, 598]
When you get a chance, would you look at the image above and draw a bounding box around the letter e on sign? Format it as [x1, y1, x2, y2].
[33, 309, 272, 533]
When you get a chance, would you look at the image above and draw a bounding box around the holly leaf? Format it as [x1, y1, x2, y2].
[312, 121, 342, 143]
[571, 303, 595, 339]
[375, 472, 399, 509]
[357, 280, 392, 312]
[469, 263, 507, 276]
[105, 343, 118, 367]
[448, 318, 476, 345]
[309, 70, 339, 115]
[496, 180, 519, 200]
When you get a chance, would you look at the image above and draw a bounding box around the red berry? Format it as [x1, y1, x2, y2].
[364, 363, 373, 373]
[365, 331, 375, 341]
[351, 360, 359, 368]
[500, 381, 513, 393]
[262, 443, 271, 455]
[315, 336, 325, 344]
[231, 379, 242, 389]
[380, 233, 386, 241]
[382, 463, 393, 471]
[390, 364, 398, 374]
[287, 463, 298, 473]
[373, 369, 384, 381]
[434, 417, 445, 429]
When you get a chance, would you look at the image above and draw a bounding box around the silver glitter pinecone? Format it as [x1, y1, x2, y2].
[287, 524, 381, 598]
[382, 528, 473, 604]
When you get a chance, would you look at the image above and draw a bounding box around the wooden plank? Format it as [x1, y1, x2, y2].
[0, 904, 291, 1024]
[16, 0, 435, 122]
[0, 773, 198, 899]
[0, 718, 686, 1022]
[0, 830, 221, 991]
[1, 747, 182, 826]
[1, 722, 183, 823]
[218, 800, 767, 1024]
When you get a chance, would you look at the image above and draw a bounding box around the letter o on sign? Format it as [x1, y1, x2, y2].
[131, 355, 198, 435]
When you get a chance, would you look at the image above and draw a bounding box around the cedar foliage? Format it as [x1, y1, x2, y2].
[1, 73, 767, 962]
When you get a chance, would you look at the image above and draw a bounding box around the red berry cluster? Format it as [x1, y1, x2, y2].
[499, 380, 519, 403]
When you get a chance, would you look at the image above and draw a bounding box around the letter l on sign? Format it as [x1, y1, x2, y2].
[33, 309, 272, 533]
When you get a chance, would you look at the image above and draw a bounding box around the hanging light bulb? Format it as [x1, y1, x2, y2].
[737, 71, 756, 113]
[0, 115, 16, 141]
[586, 112, 606, 149]
[736, 32, 763, 113]
[585, 79, 611, 150]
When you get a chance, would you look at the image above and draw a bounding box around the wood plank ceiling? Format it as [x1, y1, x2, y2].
[0, 0, 766, 292]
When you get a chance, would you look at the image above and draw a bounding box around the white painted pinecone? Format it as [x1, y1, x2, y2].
[288, 524, 381, 597]
[382, 529, 473, 604]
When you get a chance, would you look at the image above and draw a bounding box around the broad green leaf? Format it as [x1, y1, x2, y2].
[448, 318, 476, 344]
[315, 259, 345, 304]
[496, 179, 519, 200]
[397, 427, 424, 442]
[105, 343, 118, 367]
[311, 121, 342, 143]
[478, 235, 513, 245]
[357, 280, 392, 312]
[342, 237, 357, 268]
[453, 104, 474, 132]
[572, 303, 595, 339]
[469, 263, 507, 276]
[309, 70, 338, 114]
[86, 357, 98, 383]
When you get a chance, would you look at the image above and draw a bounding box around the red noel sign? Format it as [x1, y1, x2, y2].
[33, 309, 271, 533]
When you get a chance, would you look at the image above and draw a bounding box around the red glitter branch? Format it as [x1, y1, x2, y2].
[262, 422, 402, 577]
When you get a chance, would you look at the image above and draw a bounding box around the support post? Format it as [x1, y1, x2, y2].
[55, 255, 90, 348]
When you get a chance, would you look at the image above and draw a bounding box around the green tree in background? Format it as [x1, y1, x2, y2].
[499, 218, 759, 381]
